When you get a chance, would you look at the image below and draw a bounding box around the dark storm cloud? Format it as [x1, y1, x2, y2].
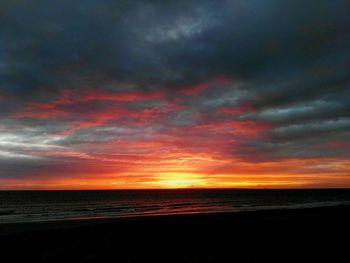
[2, 0, 349, 95]
[1, 0, 350, 182]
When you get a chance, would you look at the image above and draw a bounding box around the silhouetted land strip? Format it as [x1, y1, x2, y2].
[1, 205, 349, 262]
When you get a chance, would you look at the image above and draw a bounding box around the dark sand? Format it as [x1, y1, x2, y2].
[1, 205, 349, 262]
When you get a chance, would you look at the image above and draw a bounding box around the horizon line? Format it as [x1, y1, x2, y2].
[1, 187, 350, 191]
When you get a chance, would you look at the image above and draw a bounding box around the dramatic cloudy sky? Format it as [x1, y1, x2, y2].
[1, 0, 350, 189]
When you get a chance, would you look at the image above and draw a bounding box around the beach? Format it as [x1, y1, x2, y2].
[1, 204, 349, 262]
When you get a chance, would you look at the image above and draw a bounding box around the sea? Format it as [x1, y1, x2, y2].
[1, 189, 350, 224]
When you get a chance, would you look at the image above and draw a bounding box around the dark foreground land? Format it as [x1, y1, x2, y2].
[1, 205, 349, 262]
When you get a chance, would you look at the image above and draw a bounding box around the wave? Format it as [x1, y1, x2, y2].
[0, 210, 15, 216]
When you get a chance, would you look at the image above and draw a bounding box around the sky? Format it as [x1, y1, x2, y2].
[0, 0, 350, 190]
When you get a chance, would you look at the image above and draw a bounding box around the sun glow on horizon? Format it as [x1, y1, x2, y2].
[1, 158, 350, 190]
[150, 172, 208, 188]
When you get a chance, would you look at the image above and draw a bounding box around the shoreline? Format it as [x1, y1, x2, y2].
[1, 203, 349, 234]
[1, 204, 349, 262]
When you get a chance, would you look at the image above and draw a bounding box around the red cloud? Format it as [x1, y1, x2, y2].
[76, 89, 165, 103]
[220, 102, 254, 115]
[14, 101, 70, 119]
[179, 78, 231, 95]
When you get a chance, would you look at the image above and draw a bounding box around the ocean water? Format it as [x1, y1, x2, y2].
[0, 189, 350, 224]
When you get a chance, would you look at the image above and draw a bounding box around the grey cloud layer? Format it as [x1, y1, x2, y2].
[2, 0, 349, 94]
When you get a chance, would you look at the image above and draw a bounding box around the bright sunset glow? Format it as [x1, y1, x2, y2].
[1, 1, 350, 190]
[151, 172, 208, 188]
